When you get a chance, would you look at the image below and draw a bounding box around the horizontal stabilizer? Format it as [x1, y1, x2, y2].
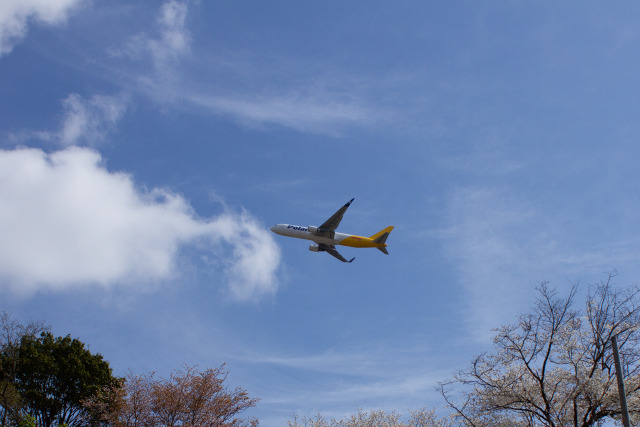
[371, 226, 393, 255]
[373, 232, 390, 245]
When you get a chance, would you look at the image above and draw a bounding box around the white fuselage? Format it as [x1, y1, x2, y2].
[270, 224, 349, 246]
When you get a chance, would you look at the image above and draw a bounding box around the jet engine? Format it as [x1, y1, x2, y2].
[308, 226, 319, 235]
[309, 244, 323, 252]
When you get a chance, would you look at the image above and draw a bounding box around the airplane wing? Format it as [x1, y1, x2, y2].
[316, 198, 354, 238]
[319, 243, 355, 263]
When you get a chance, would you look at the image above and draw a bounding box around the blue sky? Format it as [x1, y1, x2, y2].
[2, 1, 640, 425]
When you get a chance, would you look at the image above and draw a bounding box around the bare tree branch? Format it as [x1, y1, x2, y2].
[438, 275, 640, 427]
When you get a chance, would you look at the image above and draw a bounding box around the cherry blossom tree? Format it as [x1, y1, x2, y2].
[288, 408, 454, 427]
[87, 365, 258, 426]
[439, 273, 640, 427]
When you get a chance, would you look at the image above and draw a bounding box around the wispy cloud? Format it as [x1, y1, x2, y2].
[11, 93, 128, 147]
[106, 1, 379, 135]
[0, 147, 281, 301]
[57, 93, 128, 146]
[111, 0, 190, 65]
[438, 187, 555, 340]
[0, 0, 85, 57]
[111, 0, 191, 103]
[149, 0, 190, 66]
[240, 345, 449, 423]
[437, 184, 640, 341]
[189, 92, 375, 135]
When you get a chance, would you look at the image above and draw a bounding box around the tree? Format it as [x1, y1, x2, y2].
[6, 331, 119, 426]
[439, 274, 640, 426]
[0, 312, 50, 426]
[88, 365, 259, 426]
[288, 408, 454, 427]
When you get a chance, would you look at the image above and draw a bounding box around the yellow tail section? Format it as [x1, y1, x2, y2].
[370, 226, 394, 255]
[369, 226, 394, 242]
[339, 226, 394, 253]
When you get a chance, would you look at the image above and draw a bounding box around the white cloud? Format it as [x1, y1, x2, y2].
[0, 0, 84, 57]
[108, 1, 191, 105]
[149, 0, 190, 65]
[13, 93, 128, 147]
[115, 1, 190, 72]
[108, 1, 378, 135]
[0, 147, 281, 300]
[437, 185, 640, 342]
[438, 187, 553, 340]
[57, 93, 128, 146]
[241, 345, 449, 423]
[190, 93, 374, 135]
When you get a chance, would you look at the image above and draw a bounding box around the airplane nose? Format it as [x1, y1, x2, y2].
[270, 225, 276, 232]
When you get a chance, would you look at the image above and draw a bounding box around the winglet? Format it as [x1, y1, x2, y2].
[348, 257, 355, 263]
[319, 198, 355, 233]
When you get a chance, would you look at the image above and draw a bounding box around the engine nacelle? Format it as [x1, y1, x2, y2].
[308, 225, 319, 235]
[309, 244, 322, 252]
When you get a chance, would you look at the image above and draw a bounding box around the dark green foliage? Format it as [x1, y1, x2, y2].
[1, 312, 50, 426]
[2, 331, 119, 427]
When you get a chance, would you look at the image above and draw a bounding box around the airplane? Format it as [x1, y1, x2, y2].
[270, 198, 394, 263]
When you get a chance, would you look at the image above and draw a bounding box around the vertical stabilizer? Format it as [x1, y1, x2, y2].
[369, 226, 394, 242]
[370, 226, 394, 255]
